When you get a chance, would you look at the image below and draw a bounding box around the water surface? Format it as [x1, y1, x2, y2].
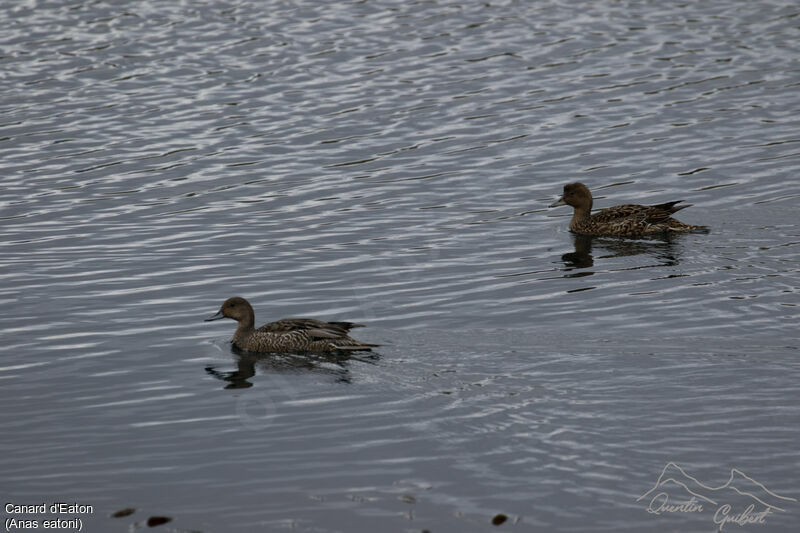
[1, 1, 798, 531]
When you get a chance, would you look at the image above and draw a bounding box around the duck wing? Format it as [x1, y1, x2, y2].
[258, 318, 365, 339]
[591, 204, 651, 222]
[646, 200, 691, 222]
[594, 201, 691, 224]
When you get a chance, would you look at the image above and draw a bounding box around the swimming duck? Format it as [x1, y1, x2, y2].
[548, 182, 707, 237]
[205, 296, 378, 354]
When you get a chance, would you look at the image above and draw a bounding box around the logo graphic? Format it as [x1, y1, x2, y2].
[637, 462, 796, 531]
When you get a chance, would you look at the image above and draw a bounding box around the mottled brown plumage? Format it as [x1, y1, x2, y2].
[205, 297, 378, 354]
[549, 182, 707, 237]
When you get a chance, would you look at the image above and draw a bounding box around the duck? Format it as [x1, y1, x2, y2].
[205, 296, 378, 354]
[548, 182, 707, 237]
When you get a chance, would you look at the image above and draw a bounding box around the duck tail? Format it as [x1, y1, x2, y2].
[667, 222, 709, 234]
[653, 200, 692, 214]
[329, 321, 365, 331]
[687, 224, 710, 234]
[333, 340, 380, 351]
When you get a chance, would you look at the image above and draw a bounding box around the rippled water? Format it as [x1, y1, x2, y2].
[2, 1, 799, 531]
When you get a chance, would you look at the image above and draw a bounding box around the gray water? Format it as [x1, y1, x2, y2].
[1, 1, 799, 532]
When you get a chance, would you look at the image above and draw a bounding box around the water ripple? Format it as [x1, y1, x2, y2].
[2, 0, 799, 531]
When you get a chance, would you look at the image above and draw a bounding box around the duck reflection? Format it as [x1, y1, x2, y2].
[205, 346, 379, 389]
[560, 233, 682, 274]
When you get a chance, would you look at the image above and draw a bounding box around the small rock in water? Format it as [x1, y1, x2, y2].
[147, 516, 172, 527]
[111, 508, 135, 518]
[491, 513, 508, 525]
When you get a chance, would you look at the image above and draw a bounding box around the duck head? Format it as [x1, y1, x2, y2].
[549, 182, 593, 211]
[205, 296, 254, 324]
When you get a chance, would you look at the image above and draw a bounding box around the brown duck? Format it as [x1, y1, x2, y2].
[549, 182, 707, 237]
[205, 296, 378, 354]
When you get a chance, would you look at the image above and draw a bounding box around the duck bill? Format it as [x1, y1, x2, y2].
[204, 310, 225, 322]
[549, 196, 566, 207]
